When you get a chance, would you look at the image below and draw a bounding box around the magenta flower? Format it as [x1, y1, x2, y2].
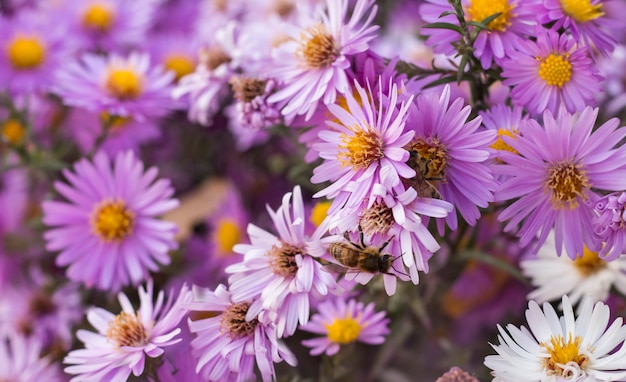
[501, 28, 601, 116]
[267, 0, 379, 120]
[226, 186, 336, 338]
[301, 297, 389, 356]
[42, 151, 179, 291]
[311, 78, 415, 212]
[54, 52, 175, 121]
[495, 107, 626, 259]
[64, 281, 192, 382]
[187, 284, 297, 382]
[480, 104, 527, 163]
[0, 332, 64, 382]
[593, 192, 626, 260]
[405, 86, 497, 231]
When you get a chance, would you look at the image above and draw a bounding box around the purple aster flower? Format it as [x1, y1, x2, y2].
[226, 185, 336, 338]
[147, 32, 201, 84]
[501, 28, 602, 116]
[54, 51, 175, 121]
[405, 85, 497, 232]
[0, 160, 27, 233]
[495, 107, 626, 259]
[0, 10, 73, 95]
[187, 284, 297, 382]
[419, 0, 537, 69]
[64, 281, 192, 382]
[42, 151, 179, 291]
[532, 0, 626, 56]
[593, 192, 626, 260]
[311, 78, 415, 212]
[480, 103, 527, 163]
[267, 0, 379, 120]
[0, 332, 64, 382]
[300, 297, 389, 356]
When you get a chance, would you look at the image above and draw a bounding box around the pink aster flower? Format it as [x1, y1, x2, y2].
[187, 284, 297, 382]
[64, 281, 192, 382]
[495, 107, 626, 259]
[267, 0, 379, 120]
[0, 10, 74, 95]
[311, 78, 415, 212]
[501, 28, 601, 116]
[532, 0, 626, 56]
[405, 85, 497, 231]
[480, 104, 527, 164]
[0, 332, 63, 382]
[300, 297, 389, 356]
[226, 185, 336, 338]
[593, 192, 626, 260]
[54, 51, 175, 121]
[42, 151, 179, 291]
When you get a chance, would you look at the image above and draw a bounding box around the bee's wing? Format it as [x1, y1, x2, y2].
[321, 262, 360, 274]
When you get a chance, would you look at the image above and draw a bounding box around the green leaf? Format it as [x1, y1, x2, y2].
[422, 22, 463, 34]
[457, 55, 468, 83]
[423, 76, 459, 89]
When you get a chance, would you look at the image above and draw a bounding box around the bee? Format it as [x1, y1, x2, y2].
[405, 145, 443, 199]
[327, 226, 401, 275]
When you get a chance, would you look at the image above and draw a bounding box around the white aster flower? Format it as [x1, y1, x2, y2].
[521, 230, 626, 306]
[485, 295, 626, 382]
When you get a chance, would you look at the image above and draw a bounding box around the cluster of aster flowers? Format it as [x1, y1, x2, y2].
[4, 0, 626, 380]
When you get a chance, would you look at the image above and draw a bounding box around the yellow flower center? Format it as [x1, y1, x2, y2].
[106, 312, 148, 347]
[490, 128, 519, 154]
[310, 200, 331, 227]
[215, 219, 240, 254]
[574, 246, 606, 275]
[538, 54, 572, 88]
[542, 335, 589, 376]
[408, 138, 449, 180]
[2, 119, 26, 145]
[163, 53, 195, 81]
[297, 24, 338, 68]
[339, 128, 384, 170]
[559, 0, 604, 22]
[325, 316, 362, 344]
[7, 36, 46, 69]
[466, 0, 514, 32]
[105, 68, 143, 100]
[100, 112, 131, 131]
[82, 3, 115, 32]
[90, 199, 135, 241]
[546, 161, 590, 209]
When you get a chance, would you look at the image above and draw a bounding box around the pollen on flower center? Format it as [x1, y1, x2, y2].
[268, 242, 303, 278]
[100, 112, 130, 131]
[106, 312, 148, 347]
[538, 54, 572, 88]
[559, 0, 604, 23]
[201, 47, 231, 71]
[325, 316, 362, 344]
[105, 68, 143, 100]
[339, 128, 384, 170]
[546, 161, 590, 209]
[542, 334, 589, 376]
[298, 24, 339, 69]
[466, 0, 514, 32]
[90, 199, 135, 241]
[230, 76, 267, 103]
[490, 128, 519, 154]
[359, 201, 394, 236]
[574, 246, 606, 275]
[82, 3, 115, 32]
[215, 218, 240, 254]
[310, 200, 331, 227]
[164, 54, 195, 81]
[7, 36, 46, 69]
[409, 138, 449, 180]
[220, 301, 258, 339]
[2, 119, 26, 145]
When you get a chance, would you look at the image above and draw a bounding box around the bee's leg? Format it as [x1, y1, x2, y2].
[357, 224, 366, 248]
[343, 231, 350, 242]
[379, 236, 393, 252]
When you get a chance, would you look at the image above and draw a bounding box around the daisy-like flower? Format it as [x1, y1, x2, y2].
[0, 332, 63, 382]
[225, 186, 336, 338]
[187, 284, 297, 382]
[147, 32, 201, 84]
[300, 297, 389, 356]
[0, 10, 73, 95]
[522, 230, 626, 305]
[42, 151, 179, 291]
[54, 51, 175, 121]
[501, 28, 601, 116]
[64, 281, 192, 382]
[495, 107, 626, 259]
[267, 0, 378, 120]
[484, 295, 626, 381]
[593, 192, 626, 260]
[405, 85, 497, 231]
[532, 0, 626, 56]
[480, 104, 526, 163]
[311, 78, 415, 212]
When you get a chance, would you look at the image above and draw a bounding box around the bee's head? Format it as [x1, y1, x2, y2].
[379, 254, 392, 273]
